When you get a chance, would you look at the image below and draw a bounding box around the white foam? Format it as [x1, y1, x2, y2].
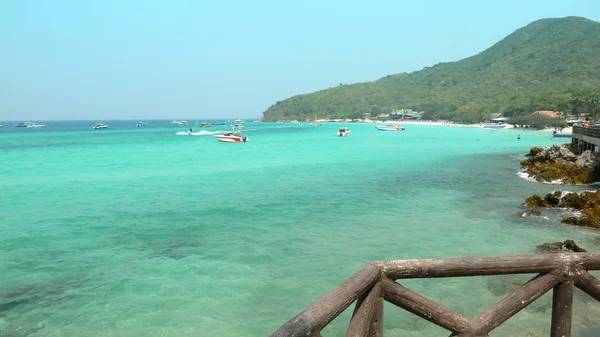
[516, 171, 564, 184]
[176, 130, 222, 136]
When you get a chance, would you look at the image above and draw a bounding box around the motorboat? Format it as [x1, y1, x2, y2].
[136, 122, 147, 127]
[232, 123, 244, 130]
[337, 127, 351, 137]
[14, 122, 31, 127]
[213, 122, 226, 125]
[93, 123, 108, 129]
[26, 123, 45, 128]
[201, 122, 212, 128]
[170, 120, 188, 126]
[214, 132, 248, 143]
[376, 125, 405, 131]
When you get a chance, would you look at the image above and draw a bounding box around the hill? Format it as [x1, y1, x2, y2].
[261, 17, 600, 122]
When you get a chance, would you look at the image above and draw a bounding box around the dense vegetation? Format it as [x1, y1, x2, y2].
[262, 17, 600, 122]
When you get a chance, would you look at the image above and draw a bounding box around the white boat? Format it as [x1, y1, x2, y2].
[14, 122, 30, 127]
[93, 123, 108, 129]
[136, 122, 147, 127]
[232, 123, 244, 130]
[26, 123, 45, 128]
[214, 132, 248, 143]
[170, 120, 188, 126]
[376, 125, 405, 131]
[337, 127, 351, 137]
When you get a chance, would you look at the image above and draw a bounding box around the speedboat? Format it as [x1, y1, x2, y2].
[26, 123, 45, 128]
[136, 122, 147, 127]
[170, 120, 188, 126]
[14, 122, 30, 127]
[376, 125, 405, 131]
[93, 123, 108, 129]
[337, 127, 351, 137]
[232, 123, 244, 130]
[201, 122, 212, 128]
[214, 132, 248, 143]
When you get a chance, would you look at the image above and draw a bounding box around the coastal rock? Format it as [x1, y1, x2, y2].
[520, 145, 600, 184]
[535, 240, 587, 253]
[521, 209, 541, 217]
[525, 190, 600, 228]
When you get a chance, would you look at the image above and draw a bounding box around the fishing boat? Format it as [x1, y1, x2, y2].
[337, 127, 351, 137]
[93, 123, 108, 129]
[214, 132, 248, 143]
[26, 123, 45, 128]
[375, 125, 405, 131]
[136, 122, 147, 127]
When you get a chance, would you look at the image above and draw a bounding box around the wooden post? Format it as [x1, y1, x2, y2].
[368, 292, 384, 337]
[550, 280, 573, 337]
[346, 283, 382, 337]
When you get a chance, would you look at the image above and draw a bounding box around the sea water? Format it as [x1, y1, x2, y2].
[1, 121, 599, 337]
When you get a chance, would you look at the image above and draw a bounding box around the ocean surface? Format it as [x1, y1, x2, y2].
[1, 120, 599, 337]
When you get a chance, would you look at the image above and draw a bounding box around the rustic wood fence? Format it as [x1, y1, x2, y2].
[270, 253, 600, 337]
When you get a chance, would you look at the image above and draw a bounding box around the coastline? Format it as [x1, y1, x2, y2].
[306, 118, 573, 133]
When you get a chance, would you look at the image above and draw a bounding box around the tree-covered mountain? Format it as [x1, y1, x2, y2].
[261, 17, 600, 122]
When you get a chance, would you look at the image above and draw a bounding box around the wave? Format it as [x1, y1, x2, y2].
[176, 130, 222, 136]
[516, 171, 564, 184]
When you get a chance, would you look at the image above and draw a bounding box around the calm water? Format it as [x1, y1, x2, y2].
[1, 121, 599, 336]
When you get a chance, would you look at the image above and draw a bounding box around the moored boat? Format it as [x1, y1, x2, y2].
[214, 132, 248, 143]
[136, 122, 147, 127]
[93, 123, 108, 129]
[375, 125, 405, 131]
[14, 122, 31, 127]
[337, 127, 351, 137]
[483, 124, 506, 129]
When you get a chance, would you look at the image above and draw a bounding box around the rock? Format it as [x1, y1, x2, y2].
[521, 145, 600, 184]
[522, 209, 541, 217]
[536, 242, 565, 253]
[536, 240, 587, 253]
[564, 239, 587, 252]
[544, 191, 562, 207]
[525, 194, 550, 207]
[525, 190, 600, 228]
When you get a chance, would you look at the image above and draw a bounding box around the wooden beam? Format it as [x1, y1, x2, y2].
[550, 280, 574, 337]
[381, 277, 472, 334]
[575, 270, 600, 301]
[472, 272, 559, 334]
[377, 253, 600, 279]
[270, 263, 381, 337]
[368, 290, 384, 337]
[346, 283, 382, 337]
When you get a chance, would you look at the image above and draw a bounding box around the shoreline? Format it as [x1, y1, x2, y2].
[296, 119, 573, 133]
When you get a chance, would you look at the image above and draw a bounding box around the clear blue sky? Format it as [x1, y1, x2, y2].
[1, 0, 599, 120]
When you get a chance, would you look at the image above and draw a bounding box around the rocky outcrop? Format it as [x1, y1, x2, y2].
[536, 240, 587, 253]
[525, 190, 600, 228]
[520, 144, 600, 184]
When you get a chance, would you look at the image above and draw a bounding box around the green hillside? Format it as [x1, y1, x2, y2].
[262, 17, 600, 122]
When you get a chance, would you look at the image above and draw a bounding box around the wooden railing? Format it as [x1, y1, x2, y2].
[573, 125, 600, 138]
[270, 253, 600, 337]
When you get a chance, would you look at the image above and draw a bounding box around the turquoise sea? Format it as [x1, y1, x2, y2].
[1, 121, 599, 336]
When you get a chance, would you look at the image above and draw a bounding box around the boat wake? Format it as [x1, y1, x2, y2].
[176, 130, 222, 136]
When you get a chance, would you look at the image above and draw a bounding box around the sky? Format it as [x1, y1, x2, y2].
[1, 0, 599, 121]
